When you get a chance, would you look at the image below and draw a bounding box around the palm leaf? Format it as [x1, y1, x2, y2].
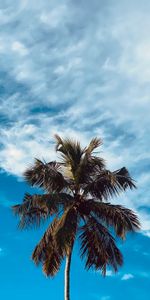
[12, 134, 140, 282]
[84, 167, 136, 200]
[84, 137, 103, 155]
[32, 207, 78, 276]
[54, 135, 84, 177]
[54, 207, 78, 255]
[24, 159, 68, 192]
[75, 155, 105, 185]
[32, 218, 63, 276]
[80, 216, 123, 275]
[12, 193, 75, 229]
[86, 200, 141, 239]
[113, 167, 136, 190]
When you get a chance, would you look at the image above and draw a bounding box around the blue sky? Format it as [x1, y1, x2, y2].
[0, 0, 150, 299]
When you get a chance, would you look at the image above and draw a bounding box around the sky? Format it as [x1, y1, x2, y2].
[0, 0, 150, 299]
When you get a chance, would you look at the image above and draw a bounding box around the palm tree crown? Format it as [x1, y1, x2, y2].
[13, 135, 140, 297]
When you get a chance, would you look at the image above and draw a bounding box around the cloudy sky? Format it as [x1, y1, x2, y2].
[0, 0, 150, 299]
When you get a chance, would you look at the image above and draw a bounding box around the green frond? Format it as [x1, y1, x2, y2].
[86, 200, 141, 239]
[24, 159, 68, 192]
[79, 216, 123, 275]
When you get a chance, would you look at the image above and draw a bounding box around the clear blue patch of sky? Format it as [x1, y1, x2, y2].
[0, 173, 150, 300]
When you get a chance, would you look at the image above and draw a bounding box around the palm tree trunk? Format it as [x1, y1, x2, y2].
[64, 250, 72, 300]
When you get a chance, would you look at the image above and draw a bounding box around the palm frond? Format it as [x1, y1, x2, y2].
[84, 167, 136, 200]
[12, 193, 75, 229]
[75, 155, 105, 185]
[32, 207, 78, 276]
[54, 207, 78, 255]
[54, 135, 84, 177]
[75, 137, 104, 184]
[12, 193, 49, 229]
[24, 159, 68, 192]
[32, 218, 63, 276]
[84, 137, 103, 155]
[86, 200, 141, 239]
[54, 134, 64, 152]
[80, 216, 123, 275]
[12, 134, 140, 281]
[113, 167, 136, 190]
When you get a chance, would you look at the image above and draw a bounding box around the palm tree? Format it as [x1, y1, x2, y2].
[12, 135, 140, 300]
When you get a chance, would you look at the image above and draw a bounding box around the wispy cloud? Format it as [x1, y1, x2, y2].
[92, 294, 110, 300]
[101, 297, 110, 300]
[106, 270, 114, 277]
[121, 274, 134, 281]
[0, 0, 150, 233]
[0, 247, 6, 257]
[142, 230, 150, 238]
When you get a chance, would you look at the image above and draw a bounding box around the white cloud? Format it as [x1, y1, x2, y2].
[138, 211, 150, 232]
[121, 274, 134, 281]
[0, 118, 88, 176]
[142, 231, 150, 238]
[106, 270, 114, 277]
[40, 5, 67, 28]
[11, 41, 28, 56]
[0, 0, 150, 235]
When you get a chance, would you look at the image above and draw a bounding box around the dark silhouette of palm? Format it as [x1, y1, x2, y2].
[13, 135, 140, 300]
